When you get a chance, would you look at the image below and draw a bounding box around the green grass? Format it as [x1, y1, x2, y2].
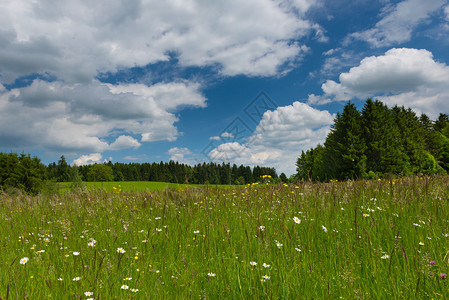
[58, 181, 238, 192]
[1, 177, 449, 299]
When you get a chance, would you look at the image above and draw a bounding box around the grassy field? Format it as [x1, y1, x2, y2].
[1, 177, 449, 299]
[58, 181, 238, 192]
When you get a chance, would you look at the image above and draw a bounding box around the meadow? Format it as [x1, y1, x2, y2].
[1, 176, 449, 299]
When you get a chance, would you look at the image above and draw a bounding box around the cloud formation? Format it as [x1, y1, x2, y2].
[0, 0, 321, 83]
[209, 102, 334, 175]
[347, 0, 445, 47]
[309, 48, 449, 118]
[0, 79, 205, 152]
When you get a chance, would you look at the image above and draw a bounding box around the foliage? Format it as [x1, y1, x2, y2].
[0, 152, 47, 194]
[87, 164, 114, 182]
[297, 99, 449, 181]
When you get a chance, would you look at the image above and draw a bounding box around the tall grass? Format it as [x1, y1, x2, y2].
[1, 176, 448, 299]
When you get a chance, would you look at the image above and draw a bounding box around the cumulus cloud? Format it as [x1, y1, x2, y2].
[72, 153, 103, 166]
[0, 79, 205, 152]
[109, 135, 141, 150]
[168, 147, 192, 164]
[445, 5, 449, 21]
[347, 0, 445, 47]
[0, 0, 321, 83]
[310, 48, 449, 118]
[208, 102, 334, 175]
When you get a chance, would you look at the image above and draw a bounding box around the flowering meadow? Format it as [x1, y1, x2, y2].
[1, 176, 449, 299]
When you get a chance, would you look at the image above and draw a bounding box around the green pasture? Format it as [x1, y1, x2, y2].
[1, 177, 449, 299]
[59, 181, 238, 192]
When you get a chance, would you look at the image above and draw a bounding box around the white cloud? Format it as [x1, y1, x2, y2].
[0, 79, 205, 152]
[312, 48, 449, 118]
[168, 147, 192, 164]
[109, 135, 141, 150]
[207, 102, 334, 175]
[72, 153, 103, 166]
[348, 0, 445, 47]
[0, 0, 320, 83]
[445, 5, 449, 21]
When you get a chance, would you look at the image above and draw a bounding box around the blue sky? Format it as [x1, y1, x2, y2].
[1, 0, 449, 175]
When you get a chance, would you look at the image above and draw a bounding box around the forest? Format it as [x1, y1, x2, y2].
[0, 152, 279, 194]
[296, 99, 449, 181]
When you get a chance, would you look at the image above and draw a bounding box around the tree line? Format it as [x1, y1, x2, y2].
[1, 152, 280, 194]
[296, 99, 449, 181]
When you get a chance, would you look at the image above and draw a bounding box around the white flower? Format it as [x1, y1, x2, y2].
[276, 242, 283, 248]
[381, 254, 389, 259]
[322, 225, 328, 233]
[131, 288, 139, 292]
[72, 276, 81, 281]
[259, 226, 265, 231]
[262, 263, 271, 268]
[117, 248, 126, 254]
[419, 242, 424, 246]
[121, 285, 129, 290]
[293, 217, 301, 224]
[207, 272, 216, 277]
[84, 292, 93, 296]
[156, 228, 162, 232]
[295, 248, 302, 252]
[73, 251, 80, 256]
[193, 230, 200, 234]
[262, 275, 270, 280]
[250, 261, 257, 266]
[123, 277, 132, 281]
[57, 278, 63, 281]
[20, 257, 29, 265]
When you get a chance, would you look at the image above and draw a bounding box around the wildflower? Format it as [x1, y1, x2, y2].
[430, 260, 436, 265]
[37, 249, 45, 253]
[207, 273, 216, 277]
[419, 242, 424, 246]
[250, 261, 257, 266]
[262, 275, 270, 280]
[57, 278, 63, 281]
[259, 226, 265, 231]
[293, 217, 301, 224]
[84, 292, 93, 296]
[73, 251, 80, 256]
[121, 285, 129, 290]
[363, 214, 369, 218]
[123, 277, 132, 281]
[262, 263, 271, 268]
[381, 254, 389, 259]
[20, 257, 29, 265]
[72, 277, 81, 281]
[88, 241, 96, 247]
[117, 248, 126, 254]
[193, 230, 200, 234]
[440, 273, 447, 279]
[295, 248, 302, 252]
[276, 242, 283, 248]
[131, 288, 139, 292]
[156, 228, 162, 232]
[142, 239, 147, 243]
[322, 225, 328, 233]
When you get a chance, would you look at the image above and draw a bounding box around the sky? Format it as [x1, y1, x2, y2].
[1, 0, 449, 176]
